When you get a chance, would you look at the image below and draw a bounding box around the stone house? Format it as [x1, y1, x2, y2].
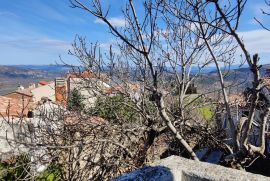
[0, 95, 33, 118]
[217, 77, 270, 154]
[3, 86, 34, 103]
[31, 81, 55, 102]
[66, 71, 110, 107]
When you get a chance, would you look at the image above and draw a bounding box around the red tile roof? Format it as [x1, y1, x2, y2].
[67, 71, 107, 80]
[3, 88, 33, 98]
[15, 89, 33, 97]
[67, 71, 95, 78]
[38, 81, 50, 86]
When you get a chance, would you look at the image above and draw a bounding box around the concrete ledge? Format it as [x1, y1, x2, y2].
[112, 156, 270, 181]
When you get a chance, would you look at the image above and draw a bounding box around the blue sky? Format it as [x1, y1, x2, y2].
[0, 0, 269, 65]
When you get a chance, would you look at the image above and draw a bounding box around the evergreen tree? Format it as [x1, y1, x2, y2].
[67, 88, 85, 112]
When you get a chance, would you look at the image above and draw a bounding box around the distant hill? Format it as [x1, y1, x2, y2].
[0, 63, 269, 95]
[12, 64, 71, 73]
[209, 64, 270, 75]
[206, 64, 270, 83]
[197, 64, 270, 94]
[0, 65, 70, 79]
[0, 65, 71, 95]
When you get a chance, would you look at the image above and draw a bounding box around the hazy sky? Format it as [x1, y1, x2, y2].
[0, 0, 269, 65]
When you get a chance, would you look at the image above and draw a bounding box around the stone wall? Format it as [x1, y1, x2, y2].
[112, 156, 270, 181]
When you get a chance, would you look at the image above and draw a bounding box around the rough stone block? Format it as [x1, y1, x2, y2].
[112, 156, 270, 181]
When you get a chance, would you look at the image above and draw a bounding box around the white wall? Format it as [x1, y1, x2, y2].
[0, 118, 31, 158]
[68, 78, 110, 107]
[31, 82, 55, 102]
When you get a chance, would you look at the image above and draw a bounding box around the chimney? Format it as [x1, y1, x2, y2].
[17, 85, 24, 90]
[28, 83, 36, 89]
[55, 78, 66, 104]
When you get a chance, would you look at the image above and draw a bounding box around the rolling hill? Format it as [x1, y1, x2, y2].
[0, 65, 70, 95]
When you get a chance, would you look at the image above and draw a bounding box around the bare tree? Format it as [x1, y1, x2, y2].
[2, 0, 269, 180]
[212, 0, 270, 167]
[165, 0, 270, 168]
[0, 98, 150, 180]
[69, 0, 268, 169]
[67, 0, 243, 162]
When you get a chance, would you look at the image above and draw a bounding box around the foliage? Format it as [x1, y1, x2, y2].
[0, 157, 62, 181]
[94, 94, 140, 124]
[180, 94, 215, 121]
[197, 106, 214, 121]
[0, 154, 31, 181]
[67, 88, 85, 112]
[35, 164, 62, 181]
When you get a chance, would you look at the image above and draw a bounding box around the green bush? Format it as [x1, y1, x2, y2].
[0, 154, 31, 181]
[94, 94, 139, 123]
[0, 155, 63, 181]
[197, 106, 214, 121]
[67, 88, 85, 112]
[35, 164, 62, 181]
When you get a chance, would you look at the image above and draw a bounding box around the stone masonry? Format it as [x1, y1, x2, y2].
[112, 156, 270, 181]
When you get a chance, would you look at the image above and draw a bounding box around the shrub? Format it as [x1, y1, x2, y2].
[197, 106, 214, 121]
[94, 94, 139, 124]
[67, 88, 85, 112]
[36, 164, 62, 181]
[0, 154, 31, 180]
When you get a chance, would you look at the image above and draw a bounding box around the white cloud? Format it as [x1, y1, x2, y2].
[0, 35, 73, 65]
[0, 35, 71, 52]
[0, 11, 18, 18]
[238, 29, 270, 54]
[94, 17, 126, 27]
[37, 38, 71, 51]
[100, 41, 121, 55]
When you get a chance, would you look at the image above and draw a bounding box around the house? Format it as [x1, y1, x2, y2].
[66, 71, 110, 107]
[31, 81, 55, 102]
[0, 98, 66, 169]
[0, 80, 57, 117]
[66, 71, 143, 108]
[2, 80, 57, 105]
[0, 85, 35, 118]
[3, 86, 34, 103]
[0, 96, 33, 117]
[38, 81, 50, 87]
[103, 82, 142, 102]
[217, 77, 270, 153]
